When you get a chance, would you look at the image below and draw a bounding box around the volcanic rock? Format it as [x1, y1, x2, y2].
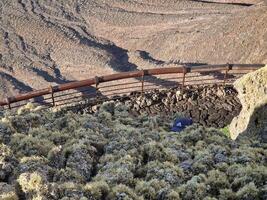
[229, 65, 267, 141]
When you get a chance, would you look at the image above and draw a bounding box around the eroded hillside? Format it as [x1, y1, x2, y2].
[0, 0, 266, 98]
[0, 102, 266, 199]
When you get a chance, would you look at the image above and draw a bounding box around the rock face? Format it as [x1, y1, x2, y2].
[72, 84, 241, 128]
[229, 65, 267, 141]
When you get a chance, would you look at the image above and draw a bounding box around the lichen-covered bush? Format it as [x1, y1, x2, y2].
[0, 182, 18, 200]
[0, 103, 266, 199]
[0, 144, 17, 182]
[0, 122, 12, 144]
[17, 171, 49, 199]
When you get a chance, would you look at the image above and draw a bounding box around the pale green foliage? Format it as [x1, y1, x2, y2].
[206, 170, 230, 195]
[17, 102, 36, 115]
[236, 182, 259, 200]
[176, 175, 207, 200]
[227, 164, 267, 190]
[108, 184, 143, 200]
[145, 161, 184, 185]
[218, 189, 236, 200]
[14, 156, 53, 185]
[0, 183, 18, 200]
[17, 172, 49, 199]
[0, 121, 12, 143]
[94, 154, 137, 186]
[52, 167, 85, 183]
[0, 144, 17, 182]
[18, 172, 47, 192]
[220, 126, 230, 138]
[135, 179, 170, 199]
[10, 134, 55, 157]
[142, 141, 175, 163]
[0, 103, 266, 199]
[83, 181, 109, 199]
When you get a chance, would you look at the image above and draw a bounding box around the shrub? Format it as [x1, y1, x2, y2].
[236, 182, 260, 200]
[220, 126, 230, 138]
[0, 104, 266, 199]
[10, 134, 55, 157]
[83, 181, 110, 199]
[107, 184, 142, 200]
[17, 172, 49, 199]
[0, 182, 18, 200]
[0, 144, 17, 182]
[0, 122, 13, 144]
[135, 179, 170, 199]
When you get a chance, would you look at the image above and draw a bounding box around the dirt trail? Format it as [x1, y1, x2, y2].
[0, 0, 266, 98]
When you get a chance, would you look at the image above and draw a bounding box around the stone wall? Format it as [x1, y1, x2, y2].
[73, 84, 241, 128]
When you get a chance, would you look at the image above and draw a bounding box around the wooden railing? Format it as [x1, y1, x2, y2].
[0, 64, 264, 111]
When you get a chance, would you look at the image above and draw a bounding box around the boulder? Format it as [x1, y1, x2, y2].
[229, 65, 267, 141]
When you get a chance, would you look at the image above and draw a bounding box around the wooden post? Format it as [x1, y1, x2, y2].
[95, 76, 100, 98]
[141, 70, 145, 96]
[181, 66, 187, 93]
[224, 64, 232, 86]
[6, 97, 11, 110]
[49, 85, 55, 106]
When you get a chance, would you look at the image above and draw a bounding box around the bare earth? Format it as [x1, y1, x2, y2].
[0, 0, 266, 99]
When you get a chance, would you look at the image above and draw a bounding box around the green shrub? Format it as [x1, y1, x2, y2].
[0, 122, 13, 144]
[176, 174, 207, 200]
[0, 103, 266, 199]
[236, 182, 260, 200]
[220, 126, 230, 138]
[108, 184, 142, 200]
[83, 181, 110, 199]
[135, 179, 170, 199]
[0, 182, 18, 200]
[205, 170, 229, 196]
[10, 134, 55, 157]
[144, 161, 184, 185]
[0, 144, 17, 182]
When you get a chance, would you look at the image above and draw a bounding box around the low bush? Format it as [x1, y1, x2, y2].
[0, 102, 266, 199]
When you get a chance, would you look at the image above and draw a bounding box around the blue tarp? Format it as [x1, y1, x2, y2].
[171, 117, 193, 132]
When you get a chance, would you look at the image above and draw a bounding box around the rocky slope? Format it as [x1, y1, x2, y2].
[72, 84, 241, 129]
[0, 0, 266, 99]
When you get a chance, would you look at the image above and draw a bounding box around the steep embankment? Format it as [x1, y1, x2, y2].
[0, 0, 266, 98]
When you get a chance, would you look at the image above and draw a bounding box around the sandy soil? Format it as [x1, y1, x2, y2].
[0, 0, 266, 99]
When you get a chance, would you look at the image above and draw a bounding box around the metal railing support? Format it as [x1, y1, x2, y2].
[224, 64, 233, 86]
[49, 85, 55, 106]
[95, 76, 100, 98]
[6, 97, 11, 110]
[181, 65, 187, 93]
[141, 70, 145, 96]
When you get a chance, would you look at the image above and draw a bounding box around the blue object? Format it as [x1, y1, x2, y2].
[171, 118, 193, 132]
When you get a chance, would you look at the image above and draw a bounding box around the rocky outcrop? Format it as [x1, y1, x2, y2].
[74, 84, 241, 128]
[229, 65, 267, 141]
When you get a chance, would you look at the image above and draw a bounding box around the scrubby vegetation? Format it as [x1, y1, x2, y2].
[0, 102, 266, 199]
